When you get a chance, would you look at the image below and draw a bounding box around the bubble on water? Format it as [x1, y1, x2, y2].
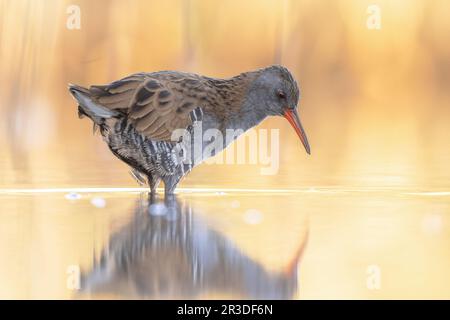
[90, 197, 106, 208]
[148, 203, 167, 216]
[65, 192, 81, 200]
[231, 200, 240, 208]
[243, 209, 263, 225]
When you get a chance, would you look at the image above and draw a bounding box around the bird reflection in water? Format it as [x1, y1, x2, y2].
[80, 195, 306, 299]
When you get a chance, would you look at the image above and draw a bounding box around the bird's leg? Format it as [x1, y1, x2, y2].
[164, 194, 179, 219]
[148, 191, 157, 203]
[163, 174, 182, 196]
[147, 173, 161, 194]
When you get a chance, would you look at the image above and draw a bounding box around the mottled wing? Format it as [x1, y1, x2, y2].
[90, 73, 146, 110]
[128, 77, 204, 141]
[90, 73, 205, 142]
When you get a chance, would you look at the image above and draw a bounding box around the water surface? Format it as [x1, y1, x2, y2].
[0, 188, 448, 299]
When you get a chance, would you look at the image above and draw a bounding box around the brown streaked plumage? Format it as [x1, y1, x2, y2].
[82, 71, 253, 142]
[69, 65, 310, 195]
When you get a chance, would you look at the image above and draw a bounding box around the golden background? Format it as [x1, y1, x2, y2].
[0, 0, 449, 299]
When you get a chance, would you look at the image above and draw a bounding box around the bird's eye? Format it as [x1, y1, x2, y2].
[277, 90, 286, 99]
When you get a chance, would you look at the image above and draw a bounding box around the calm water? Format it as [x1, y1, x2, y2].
[0, 188, 448, 299]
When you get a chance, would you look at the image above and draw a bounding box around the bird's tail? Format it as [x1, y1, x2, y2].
[68, 83, 119, 124]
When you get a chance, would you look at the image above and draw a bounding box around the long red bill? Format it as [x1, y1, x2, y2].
[284, 108, 311, 155]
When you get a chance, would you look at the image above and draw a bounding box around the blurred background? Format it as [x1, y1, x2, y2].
[1, 0, 449, 189]
[0, 0, 449, 299]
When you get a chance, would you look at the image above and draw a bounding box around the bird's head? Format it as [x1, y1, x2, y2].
[250, 65, 310, 155]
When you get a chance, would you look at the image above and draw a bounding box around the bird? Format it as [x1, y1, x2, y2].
[69, 65, 310, 195]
